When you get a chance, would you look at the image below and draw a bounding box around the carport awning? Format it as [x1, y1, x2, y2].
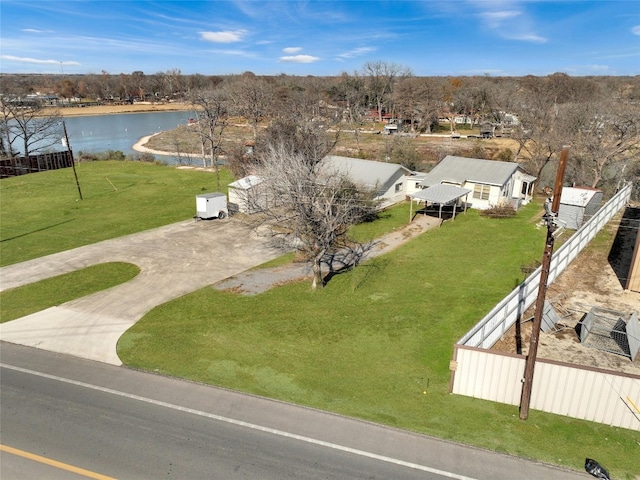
[410, 184, 471, 205]
[409, 184, 471, 222]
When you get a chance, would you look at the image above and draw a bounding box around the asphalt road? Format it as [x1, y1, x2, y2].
[0, 343, 585, 480]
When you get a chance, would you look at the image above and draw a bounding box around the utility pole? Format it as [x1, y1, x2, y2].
[63, 121, 83, 200]
[519, 146, 569, 420]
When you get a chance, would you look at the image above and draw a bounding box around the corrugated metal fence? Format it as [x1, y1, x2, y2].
[450, 182, 640, 430]
[451, 347, 640, 430]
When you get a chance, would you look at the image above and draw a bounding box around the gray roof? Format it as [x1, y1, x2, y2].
[228, 175, 263, 190]
[421, 155, 521, 187]
[322, 155, 413, 195]
[556, 187, 601, 207]
[410, 184, 471, 205]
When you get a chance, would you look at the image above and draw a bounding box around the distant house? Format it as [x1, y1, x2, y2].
[479, 123, 495, 139]
[383, 123, 399, 135]
[418, 155, 536, 210]
[554, 186, 603, 230]
[364, 109, 396, 124]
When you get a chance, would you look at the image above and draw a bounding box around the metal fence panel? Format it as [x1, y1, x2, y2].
[452, 346, 640, 430]
[458, 182, 632, 348]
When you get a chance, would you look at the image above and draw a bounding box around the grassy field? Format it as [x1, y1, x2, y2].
[2, 162, 638, 478]
[0, 161, 233, 266]
[118, 203, 639, 478]
[0, 262, 140, 322]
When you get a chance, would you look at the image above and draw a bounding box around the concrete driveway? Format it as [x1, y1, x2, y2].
[0, 218, 281, 365]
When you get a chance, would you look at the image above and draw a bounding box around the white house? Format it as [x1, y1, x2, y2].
[229, 156, 420, 214]
[418, 155, 536, 210]
[320, 155, 417, 208]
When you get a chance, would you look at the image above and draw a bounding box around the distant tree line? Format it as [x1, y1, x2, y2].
[1, 64, 639, 198]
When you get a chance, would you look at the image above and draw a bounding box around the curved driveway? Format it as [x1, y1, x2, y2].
[0, 219, 281, 365]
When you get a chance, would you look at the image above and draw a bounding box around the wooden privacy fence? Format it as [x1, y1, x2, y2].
[450, 182, 640, 430]
[0, 151, 73, 178]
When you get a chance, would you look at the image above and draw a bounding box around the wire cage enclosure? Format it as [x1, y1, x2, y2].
[579, 307, 640, 361]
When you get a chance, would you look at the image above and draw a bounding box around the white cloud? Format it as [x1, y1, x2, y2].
[475, 3, 546, 43]
[210, 49, 258, 58]
[480, 10, 520, 29]
[507, 33, 547, 44]
[279, 54, 320, 63]
[632, 25, 640, 36]
[21, 28, 52, 34]
[283, 47, 302, 54]
[337, 46, 376, 59]
[1, 55, 80, 65]
[199, 29, 247, 43]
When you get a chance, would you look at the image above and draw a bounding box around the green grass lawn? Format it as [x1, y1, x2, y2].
[0, 262, 140, 322]
[0, 161, 233, 267]
[118, 203, 639, 478]
[2, 164, 637, 478]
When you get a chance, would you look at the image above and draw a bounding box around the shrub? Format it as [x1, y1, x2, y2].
[496, 148, 513, 162]
[479, 205, 517, 218]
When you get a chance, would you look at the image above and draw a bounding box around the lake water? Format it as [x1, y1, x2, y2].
[62, 110, 196, 163]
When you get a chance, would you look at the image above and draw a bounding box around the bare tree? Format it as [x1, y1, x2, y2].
[393, 76, 441, 133]
[228, 72, 273, 141]
[510, 78, 564, 180]
[328, 72, 367, 124]
[561, 99, 639, 189]
[0, 95, 62, 158]
[189, 86, 230, 189]
[246, 123, 377, 289]
[362, 61, 409, 122]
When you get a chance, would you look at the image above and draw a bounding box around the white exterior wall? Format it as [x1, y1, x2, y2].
[405, 177, 424, 197]
[227, 187, 247, 213]
[376, 183, 409, 209]
[461, 182, 503, 210]
[512, 171, 535, 204]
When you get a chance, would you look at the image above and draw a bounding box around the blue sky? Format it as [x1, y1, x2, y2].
[1, 1, 639, 77]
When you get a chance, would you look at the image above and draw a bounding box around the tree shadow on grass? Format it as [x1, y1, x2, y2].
[1, 219, 74, 242]
[322, 241, 377, 287]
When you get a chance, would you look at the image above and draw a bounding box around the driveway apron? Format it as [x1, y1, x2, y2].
[0, 219, 281, 365]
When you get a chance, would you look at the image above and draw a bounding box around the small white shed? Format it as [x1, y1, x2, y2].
[228, 175, 265, 214]
[556, 187, 603, 230]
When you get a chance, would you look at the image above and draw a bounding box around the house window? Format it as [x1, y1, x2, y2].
[473, 184, 490, 200]
[395, 182, 403, 193]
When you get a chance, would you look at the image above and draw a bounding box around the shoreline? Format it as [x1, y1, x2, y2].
[132, 132, 207, 161]
[45, 102, 194, 118]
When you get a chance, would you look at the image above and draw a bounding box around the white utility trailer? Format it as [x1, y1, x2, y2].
[196, 192, 228, 220]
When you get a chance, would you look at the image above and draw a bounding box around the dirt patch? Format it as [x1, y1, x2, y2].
[493, 206, 640, 375]
[44, 102, 193, 117]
